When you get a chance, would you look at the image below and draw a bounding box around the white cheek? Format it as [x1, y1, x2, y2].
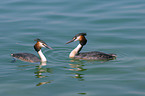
[39, 42, 45, 47]
[74, 36, 80, 41]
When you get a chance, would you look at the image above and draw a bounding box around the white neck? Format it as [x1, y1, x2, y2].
[69, 44, 83, 58]
[38, 50, 47, 62]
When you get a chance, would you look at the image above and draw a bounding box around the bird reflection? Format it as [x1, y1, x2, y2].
[35, 62, 53, 86]
[70, 72, 84, 81]
[68, 60, 87, 81]
[36, 81, 52, 86]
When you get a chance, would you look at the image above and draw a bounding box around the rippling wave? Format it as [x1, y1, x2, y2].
[1, 0, 145, 96]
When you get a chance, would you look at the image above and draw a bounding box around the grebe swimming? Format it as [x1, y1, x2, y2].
[66, 33, 116, 60]
[11, 39, 52, 63]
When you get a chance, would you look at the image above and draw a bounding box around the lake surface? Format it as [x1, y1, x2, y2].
[0, 0, 145, 96]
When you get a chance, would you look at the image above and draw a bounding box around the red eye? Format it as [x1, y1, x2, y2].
[73, 37, 77, 40]
[43, 44, 46, 46]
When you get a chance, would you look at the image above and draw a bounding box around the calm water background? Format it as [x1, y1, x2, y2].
[0, 0, 145, 96]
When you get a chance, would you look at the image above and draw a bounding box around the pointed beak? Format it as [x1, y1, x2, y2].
[66, 39, 75, 44]
[45, 45, 53, 49]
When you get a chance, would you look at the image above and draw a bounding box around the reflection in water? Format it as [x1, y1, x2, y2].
[68, 60, 87, 81]
[36, 81, 52, 86]
[35, 62, 53, 86]
[68, 60, 88, 95]
[16, 61, 53, 86]
[78, 93, 87, 95]
[70, 72, 84, 81]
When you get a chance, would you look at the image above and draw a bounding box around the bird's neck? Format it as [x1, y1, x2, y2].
[69, 44, 83, 58]
[37, 50, 47, 62]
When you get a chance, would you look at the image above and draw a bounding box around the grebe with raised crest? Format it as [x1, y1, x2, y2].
[66, 33, 116, 60]
[11, 39, 52, 63]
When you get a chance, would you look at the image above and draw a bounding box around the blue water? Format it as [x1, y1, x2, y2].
[1, 0, 145, 96]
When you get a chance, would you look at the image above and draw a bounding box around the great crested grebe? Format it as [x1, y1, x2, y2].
[66, 33, 117, 60]
[11, 39, 52, 63]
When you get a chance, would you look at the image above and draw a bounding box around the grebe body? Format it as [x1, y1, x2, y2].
[11, 39, 52, 63]
[11, 53, 40, 63]
[66, 33, 116, 60]
[74, 51, 116, 60]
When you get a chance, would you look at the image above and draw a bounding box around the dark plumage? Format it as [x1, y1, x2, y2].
[75, 51, 116, 60]
[66, 33, 117, 60]
[11, 53, 40, 63]
[11, 38, 52, 63]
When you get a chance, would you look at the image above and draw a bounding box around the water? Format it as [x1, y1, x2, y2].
[0, 0, 145, 96]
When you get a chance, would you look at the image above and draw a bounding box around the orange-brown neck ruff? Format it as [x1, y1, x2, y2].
[79, 36, 87, 46]
[34, 42, 41, 52]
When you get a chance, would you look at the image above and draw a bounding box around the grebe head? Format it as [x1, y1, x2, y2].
[66, 33, 87, 46]
[34, 38, 52, 52]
